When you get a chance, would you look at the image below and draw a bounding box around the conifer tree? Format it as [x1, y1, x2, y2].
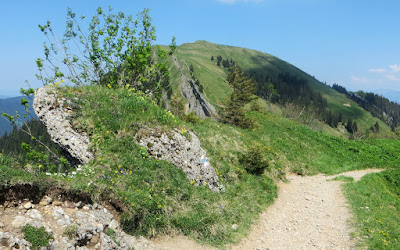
[221, 66, 257, 128]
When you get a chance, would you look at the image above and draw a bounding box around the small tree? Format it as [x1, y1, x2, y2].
[374, 121, 380, 133]
[36, 6, 169, 97]
[239, 143, 269, 175]
[169, 36, 177, 55]
[220, 66, 257, 128]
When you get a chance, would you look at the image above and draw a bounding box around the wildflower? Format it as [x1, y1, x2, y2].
[107, 84, 112, 89]
[158, 204, 162, 208]
[190, 178, 195, 185]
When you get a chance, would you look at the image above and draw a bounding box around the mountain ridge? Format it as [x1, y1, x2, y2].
[166, 40, 394, 137]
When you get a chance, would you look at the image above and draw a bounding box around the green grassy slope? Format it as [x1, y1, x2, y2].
[344, 169, 400, 249]
[168, 41, 391, 134]
[1, 85, 400, 247]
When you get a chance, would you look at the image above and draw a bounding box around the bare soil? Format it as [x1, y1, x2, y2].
[152, 169, 383, 250]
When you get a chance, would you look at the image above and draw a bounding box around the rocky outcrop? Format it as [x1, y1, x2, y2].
[136, 128, 223, 192]
[172, 56, 217, 118]
[0, 196, 153, 249]
[33, 86, 93, 164]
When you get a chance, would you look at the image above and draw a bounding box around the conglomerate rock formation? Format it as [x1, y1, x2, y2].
[33, 86, 93, 164]
[136, 128, 222, 192]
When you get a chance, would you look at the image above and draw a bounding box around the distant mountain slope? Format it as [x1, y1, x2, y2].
[166, 41, 391, 134]
[0, 96, 36, 135]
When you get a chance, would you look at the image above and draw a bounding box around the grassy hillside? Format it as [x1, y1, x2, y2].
[167, 41, 392, 135]
[344, 169, 400, 249]
[2, 85, 399, 247]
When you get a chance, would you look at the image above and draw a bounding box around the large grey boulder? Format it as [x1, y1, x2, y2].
[136, 128, 222, 192]
[33, 86, 93, 164]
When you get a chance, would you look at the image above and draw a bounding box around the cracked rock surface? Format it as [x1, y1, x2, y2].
[136, 128, 222, 192]
[33, 86, 93, 164]
[0, 196, 153, 249]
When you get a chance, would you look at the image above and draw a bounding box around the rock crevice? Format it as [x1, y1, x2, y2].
[172, 55, 217, 118]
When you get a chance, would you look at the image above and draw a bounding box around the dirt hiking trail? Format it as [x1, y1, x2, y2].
[153, 169, 383, 250]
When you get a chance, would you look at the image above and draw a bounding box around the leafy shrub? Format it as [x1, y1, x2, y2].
[22, 224, 53, 250]
[182, 112, 200, 123]
[239, 143, 269, 175]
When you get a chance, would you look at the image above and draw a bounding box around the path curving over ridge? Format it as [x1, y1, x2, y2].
[153, 169, 383, 250]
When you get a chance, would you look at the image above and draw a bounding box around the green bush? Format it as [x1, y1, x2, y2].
[239, 143, 269, 175]
[22, 224, 53, 250]
[182, 112, 200, 123]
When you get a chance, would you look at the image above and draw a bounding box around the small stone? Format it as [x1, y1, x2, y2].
[12, 216, 30, 228]
[232, 224, 238, 230]
[23, 202, 33, 210]
[0, 234, 10, 246]
[96, 223, 104, 232]
[53, 201, 63, 206]
[109, 219, 119, 230]
[0, 222, 4, 228]
[75, 201, 82, 208]
[27, 209, 43, 220]
[90, 234, 100, 245]
[61, 237, 69, 245]
[57, 218, 71, 226]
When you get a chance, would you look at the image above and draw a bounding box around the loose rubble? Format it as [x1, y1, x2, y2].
[0, 195, 153, 249]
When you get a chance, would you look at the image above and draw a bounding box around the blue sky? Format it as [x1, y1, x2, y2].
[1, 0, 399, 100]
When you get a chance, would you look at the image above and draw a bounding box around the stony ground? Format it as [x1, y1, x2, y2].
[153, 169, 383, 250]
[0, 195, 153, 249]
[0, 169, 382, 249]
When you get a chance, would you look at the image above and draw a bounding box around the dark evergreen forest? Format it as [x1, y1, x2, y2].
[0, 119, 63, 165]
[332, 83, 400, 131]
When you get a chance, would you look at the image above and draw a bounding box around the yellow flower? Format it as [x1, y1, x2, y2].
[190, 178, 195, 185]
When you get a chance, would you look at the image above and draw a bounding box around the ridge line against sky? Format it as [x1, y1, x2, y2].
[0, 0, 399, 101]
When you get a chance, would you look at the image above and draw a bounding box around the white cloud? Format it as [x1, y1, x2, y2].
[385, 74, 400, 81]
[389, 64, 400, 72]
[351, 75, 369, 83]
[369, 68, 387, 73]
[216, 0, 264, 4]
